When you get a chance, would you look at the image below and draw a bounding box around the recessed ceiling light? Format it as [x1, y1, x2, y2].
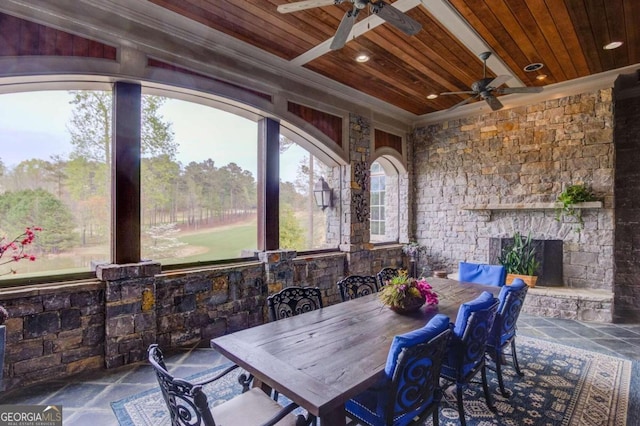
[355, 53, 370, 63]
[603, 41, 623, 50]
[535, 74, 547, 81]
[427, 94, 438, 100]
[524, 63, 544, 72]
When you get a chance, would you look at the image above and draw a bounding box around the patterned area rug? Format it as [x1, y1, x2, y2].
[112, 336, 638, 426]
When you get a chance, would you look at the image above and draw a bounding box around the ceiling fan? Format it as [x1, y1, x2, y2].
[277, 0, 422, 50]
[440, 51, 544, 111]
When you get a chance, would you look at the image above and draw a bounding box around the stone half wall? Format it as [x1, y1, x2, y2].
[412, 89, 614, 294]
[0, 245, 402, 392]
[0, 281, 105, 392]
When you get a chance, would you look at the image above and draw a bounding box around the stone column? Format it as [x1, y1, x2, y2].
[98, 261, 161, 368]
[613, 70, 640, 323]
[259, 250, 297, 294]
[340, 113, 374, 274]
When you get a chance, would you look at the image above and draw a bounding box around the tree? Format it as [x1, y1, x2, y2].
[67, 91, 178, 231]
[142, 223, 187, 260]
[0, 189, 76, 253]
[68, 91, 177, 162]
[279, 204, 304, 250]
[68, 91, 113, 164]
[142, 154, 180, 225]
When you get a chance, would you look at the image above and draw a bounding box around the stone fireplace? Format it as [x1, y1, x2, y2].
[489, 238, 563, 286]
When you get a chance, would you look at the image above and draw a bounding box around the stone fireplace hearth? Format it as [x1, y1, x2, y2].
[489, 238, 563, 286]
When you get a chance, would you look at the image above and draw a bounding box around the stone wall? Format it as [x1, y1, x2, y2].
[412, 89, 614, 291]
[0, 282, 105, 391]
[0, 246, 402, 392]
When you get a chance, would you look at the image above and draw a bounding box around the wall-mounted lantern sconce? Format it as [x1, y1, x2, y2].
[313, 177, 332, 210]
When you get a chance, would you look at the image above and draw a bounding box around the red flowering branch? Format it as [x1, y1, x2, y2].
[0, 227, 42, 276]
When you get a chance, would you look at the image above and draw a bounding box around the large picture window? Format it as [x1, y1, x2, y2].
[140, 96, 258, 264]
[0, 84, 341, 284]
[0, 90, 112, 279]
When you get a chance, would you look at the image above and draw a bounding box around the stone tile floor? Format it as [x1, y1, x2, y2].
[1, 313, 640, 425]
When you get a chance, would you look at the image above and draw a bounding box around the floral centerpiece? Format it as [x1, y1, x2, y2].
[379, 270, 439, 314]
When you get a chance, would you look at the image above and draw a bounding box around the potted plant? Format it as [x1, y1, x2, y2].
[497, 231, 540, 287]
[555, 183, 598, 232]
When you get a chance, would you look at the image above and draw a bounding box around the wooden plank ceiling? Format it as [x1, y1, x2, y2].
[149, 0, 639, 116]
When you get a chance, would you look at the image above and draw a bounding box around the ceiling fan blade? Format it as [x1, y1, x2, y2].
[277, 0, 337, 13]
[485, 95, 503, 111]
[498, 86, 544, 94]
[440, 90, 476, 96]
[330, 8, 358, 50]
[448, 94, 479, 110]
[487, 75, 512, 89]
[372, 1, 422, 35]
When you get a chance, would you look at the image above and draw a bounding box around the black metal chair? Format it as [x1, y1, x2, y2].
[266, 286, 322, 425]
[376, 267, 399, 288]
[486, 278, 529, 397]
[267, 286, 323, 321]
[439, 292, 500, 426]
[337, 275, 379, 301]
[148, 344, 311, 426]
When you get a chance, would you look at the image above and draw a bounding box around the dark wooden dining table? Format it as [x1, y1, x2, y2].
[210, 277, 500, 425]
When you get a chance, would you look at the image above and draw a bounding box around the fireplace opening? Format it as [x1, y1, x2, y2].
[489, 238, 563, 286]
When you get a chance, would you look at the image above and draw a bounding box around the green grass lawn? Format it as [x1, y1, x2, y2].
[164, 223, 258, 264]
[0, 223, 258, 282]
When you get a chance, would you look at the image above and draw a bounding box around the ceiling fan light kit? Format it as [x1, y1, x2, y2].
[440, 51, 544, 111]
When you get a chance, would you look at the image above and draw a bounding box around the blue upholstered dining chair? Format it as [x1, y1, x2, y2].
[345, 314, 452, 426]
[439, 291, 500, 426]
[148, 344, 312, 426]
[267, 286, 323, 321]
[376, 267, 399, 288]
[337, 275, 379, 301]
[486, 278, 529, 397]
[458, 261, 507, 286]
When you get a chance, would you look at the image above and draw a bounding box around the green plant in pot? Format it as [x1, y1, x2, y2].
[498, 231, 540, 287]
[555, 184, 597, 232]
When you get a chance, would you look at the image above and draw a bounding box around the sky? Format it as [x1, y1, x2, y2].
[0, 91, 306, 182]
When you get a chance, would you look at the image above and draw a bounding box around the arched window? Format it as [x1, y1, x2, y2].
[370, 158, 400, 243]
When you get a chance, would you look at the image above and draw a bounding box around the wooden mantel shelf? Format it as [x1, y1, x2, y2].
[461, 201, 603, 211]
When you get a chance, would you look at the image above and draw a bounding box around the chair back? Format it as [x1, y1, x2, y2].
[458, 262, 506, 286]
[267, 286, 323, 321]
[337, 275, 379, 301]
[490, 279, 528, 348]
[450, 298, 499, 379]
[385, 327, 451, 424]
[148, 344, 217, 426]
[376, 267, 399, 288]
